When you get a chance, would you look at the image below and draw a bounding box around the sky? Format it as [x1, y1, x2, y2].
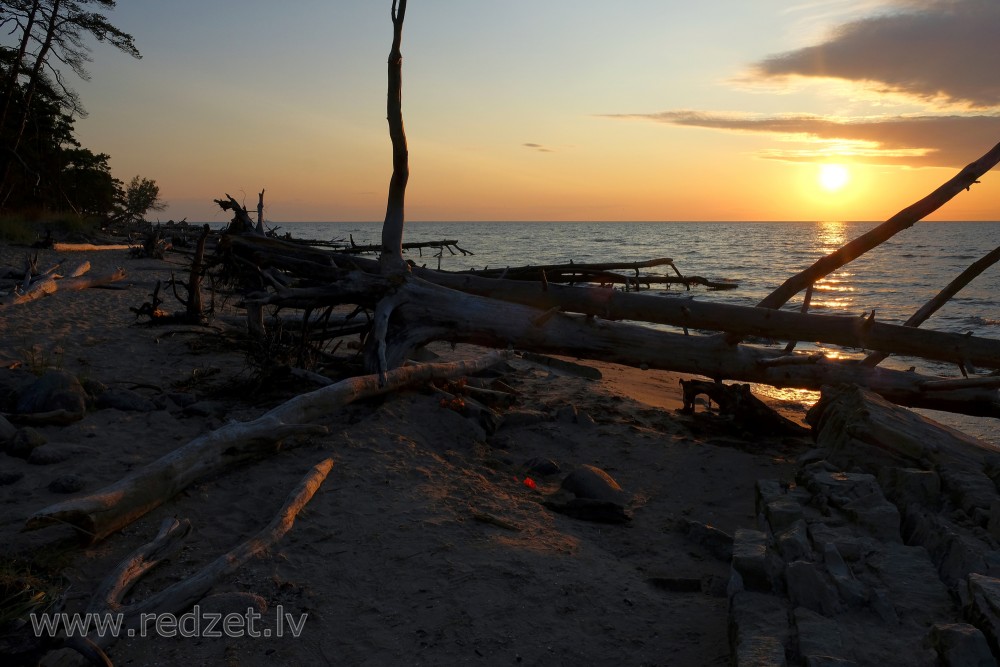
[70, 0, 1000, 223]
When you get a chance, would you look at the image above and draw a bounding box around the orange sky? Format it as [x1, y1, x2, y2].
[74, 1, 1000, 223]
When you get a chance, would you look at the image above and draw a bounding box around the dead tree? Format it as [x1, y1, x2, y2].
[212, 3, 1000, 420]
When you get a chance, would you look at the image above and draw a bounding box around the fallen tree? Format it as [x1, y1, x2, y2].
[210, 0, 1000, 421]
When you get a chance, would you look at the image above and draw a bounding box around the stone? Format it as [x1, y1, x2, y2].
[522, 457, 560, 477]
[843, 495, 901, 542]
[868, 587, 898, 625]
[166, 392, 198, 408]
[729, 591, 791, 666]
[804, 471, 882, 509]
[48, 474, 84, 493]
[794, 607, 850, 662]
[879, 468, 941, 509]
[927, 623, 996, 667]
[96, 387, 158, 412]
[939, 468, 999, 522]
[0, 413, 15, 443]
[0, 470, 23, 485]
[823, 543, 866, 607]
[680, 519, 734, 561]
[28, 444, 74, 465]
[497, 409, 549, 430]
[6, 427, 47, 459]
[868, 544, 951, 625]
[756, 479, 786, 511]
[967, 574, 1000, 656]
[807, 523, 867, 562]
[785, 561, 841, 616]
[777, 520, 813, 562]
[560, 464, 625, 503]
[733, 529, 781, 592]
[80, 377, 107, 397]
[766, 497, 804, 534]
[0, 369, 35, 411]
[16, 369, 87, 415]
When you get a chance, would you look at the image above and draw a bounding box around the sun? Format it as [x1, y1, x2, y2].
[818, 164, 850, 192]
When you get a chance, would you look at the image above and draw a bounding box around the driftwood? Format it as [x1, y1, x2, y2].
[26, 351, 511, 542]
[0, 266, 126, 308]
[458, 258, 737, 291]
[79, 458, 333, 652]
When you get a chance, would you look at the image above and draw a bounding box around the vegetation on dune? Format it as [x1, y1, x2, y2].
[0, 1, 163, 237]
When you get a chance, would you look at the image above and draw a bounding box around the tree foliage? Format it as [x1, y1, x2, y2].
[0, 0, 145, 218]
[115, 174, 165, 223]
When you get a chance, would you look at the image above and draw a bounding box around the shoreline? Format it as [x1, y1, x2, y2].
[2, 241, 999, 665]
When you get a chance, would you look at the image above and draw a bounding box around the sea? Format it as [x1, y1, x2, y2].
[258, 220, 1000, 443]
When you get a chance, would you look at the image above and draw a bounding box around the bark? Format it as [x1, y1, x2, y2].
[84, 458, 333, 651]
[254, 272, 1000, 417]
[256, 188, 265, 235]
[380, 0, 409, 273]
[758, 139, 1000, 310]
[0, 267, 125, 308]
[25, 351, 512, 542]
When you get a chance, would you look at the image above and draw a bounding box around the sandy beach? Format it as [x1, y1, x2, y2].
[0, 243, 819, 665]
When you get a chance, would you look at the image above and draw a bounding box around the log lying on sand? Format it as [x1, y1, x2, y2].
[26, 351, 512, 542]
[0, 267, 126, 308]
[82, 458, 333, 652]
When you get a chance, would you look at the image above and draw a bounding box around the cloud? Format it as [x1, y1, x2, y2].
[609, 111, 1000, 167]
[751, 0, 1000, 108]
[523, 142, 554, 153]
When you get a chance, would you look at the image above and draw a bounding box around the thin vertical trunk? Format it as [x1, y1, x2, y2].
[379, 0, 409, 273]
[0, 0, 41, 131]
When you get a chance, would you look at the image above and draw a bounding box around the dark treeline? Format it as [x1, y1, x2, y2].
[0, 0, 162, 225]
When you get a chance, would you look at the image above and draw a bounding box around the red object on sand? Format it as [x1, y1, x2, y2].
[523, 477, 536, 489]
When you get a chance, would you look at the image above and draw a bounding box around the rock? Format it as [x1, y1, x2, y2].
[28, 444, 74, 465]
[729, 591, 791, 667]
[879, 468, 941, 509]
[733, 529, 781, 592]
[794, 607, 850, 663]
[927, 623, 996, 667]
[967, 574, 1000, 656]
[939, 468, 999, 522]
[766, 497, 804, 534]
[784, 561, 841, 616]
[822, 543, 866, 607]
[15, 369, 87, 415]
[560, 464, 625, 503]
[577, 410, 596, 427]
[843, 495, 901, 542]
[6, 427, 47, 459]
[868, 587, 898, 624]
[868, 544, 951, 625]
[803, 470, 882, 509]
[777, 521, 812, 562]
[678, 519, 734, 561]
[542, 498, 630, 524]
[80, 378, 107, 398]
[0, 369, 34, 410]
[48, 474, 84, 494]
[0, 413, 15, 443]
[808, 523, 867, 562]
[0, 470, 23, 485]
[522, 457, 561, 477]
[96, 388, 158, 412]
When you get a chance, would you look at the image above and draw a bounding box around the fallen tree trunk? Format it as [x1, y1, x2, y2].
[255, 273, 1000, 416]
[0, 267, 126, 308]
[233, 241, 1000, 372]
[83, 458, 333, 652]
[26, 350, 511, 542]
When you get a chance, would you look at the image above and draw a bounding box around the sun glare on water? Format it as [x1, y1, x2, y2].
[818, 164, 850, 192]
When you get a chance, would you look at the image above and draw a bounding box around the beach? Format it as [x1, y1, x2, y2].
[0, 243, 812, 665]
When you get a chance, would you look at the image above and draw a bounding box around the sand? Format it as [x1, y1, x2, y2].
[0, 244, 810, 666]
